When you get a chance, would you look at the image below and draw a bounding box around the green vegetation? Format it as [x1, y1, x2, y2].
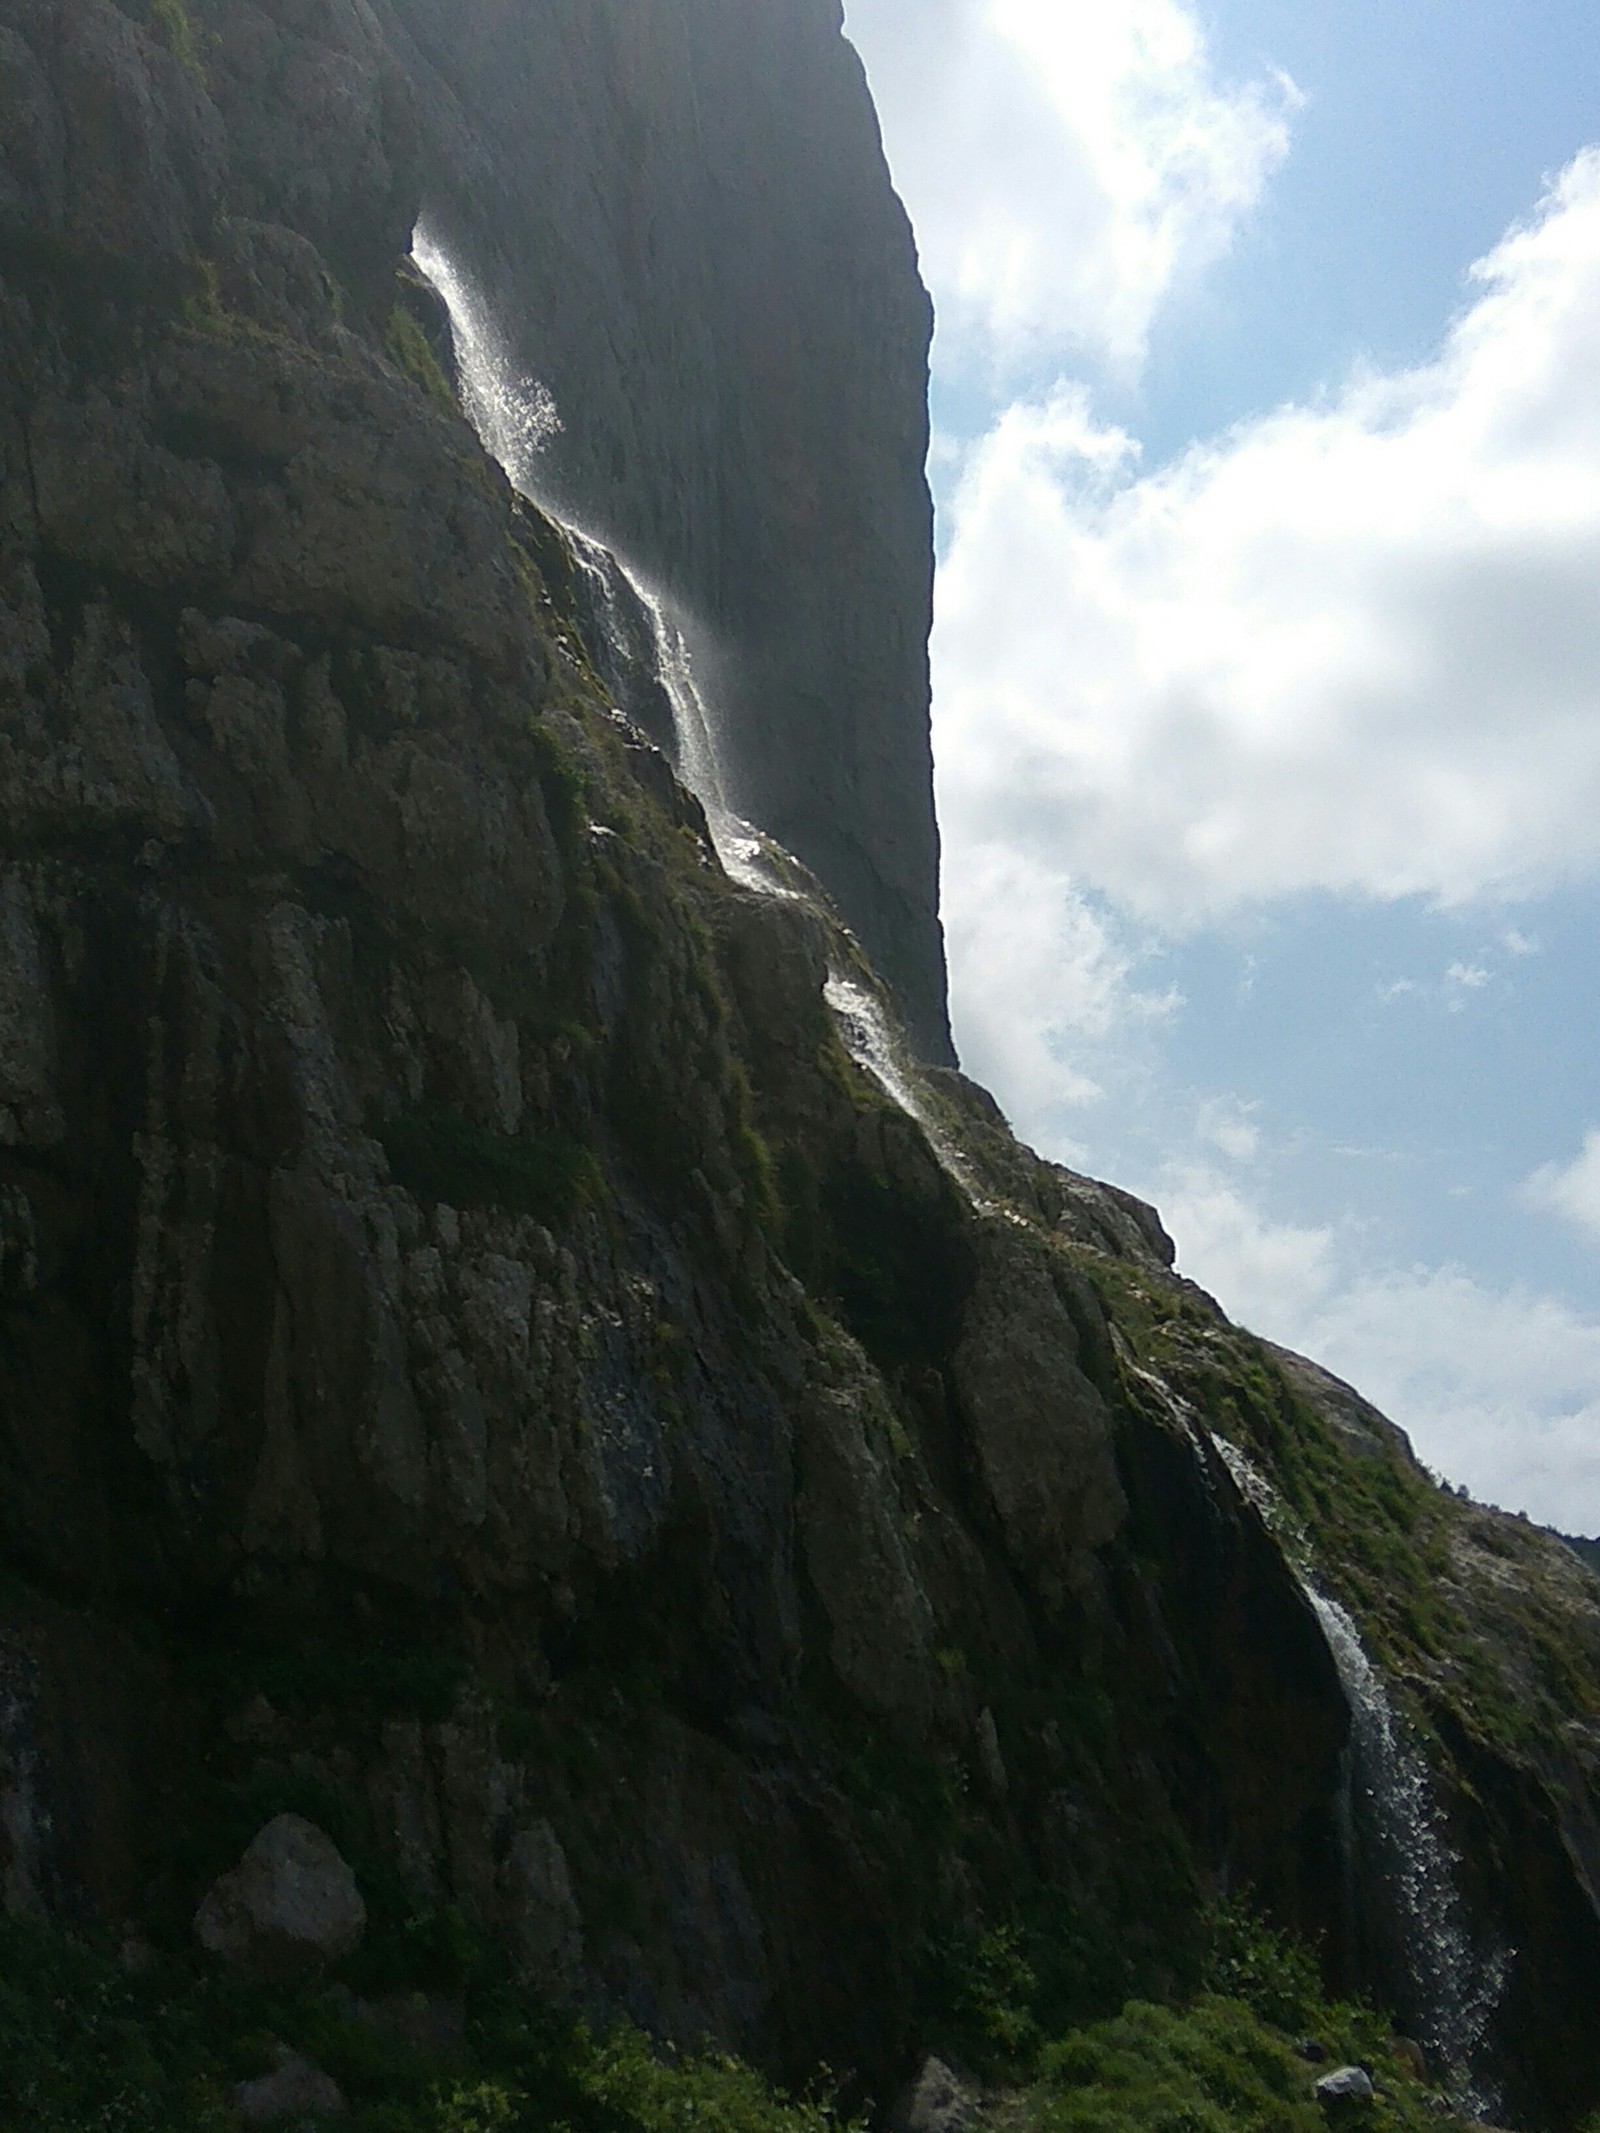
[996, 1906, 1468, 2133]
[378, 1107, 600, 1227]
[150, 0, 205, 77]
[0, 1914, 859, 2133]
[1063, 1243, 1600, 1757]
[387, 305, 457, 409]
[0, 1895, 1472, 2133]
[1027, 1995, 1435, 2133]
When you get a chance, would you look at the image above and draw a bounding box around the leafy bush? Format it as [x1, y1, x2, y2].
[0, 1916, 862, 2133]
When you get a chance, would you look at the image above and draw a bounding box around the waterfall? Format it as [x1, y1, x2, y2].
[1305, 1589, 1504, 2108]
[1197, 1429, 1503, 2107]
[410, 228, 560, 492]
[410, 232, 985, 1200]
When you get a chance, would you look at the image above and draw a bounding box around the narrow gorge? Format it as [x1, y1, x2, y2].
[1, 3, 1599, 2131]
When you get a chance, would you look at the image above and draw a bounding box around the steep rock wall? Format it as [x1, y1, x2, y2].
[365, 0, 952, 1062]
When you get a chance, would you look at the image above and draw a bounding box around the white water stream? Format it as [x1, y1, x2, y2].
[1307, 1587, 1504, 2109]
[412, 230, 985, 1194]
[1203, 1433, 1502, 2107]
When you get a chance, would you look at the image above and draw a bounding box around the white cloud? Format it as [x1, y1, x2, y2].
[934, 149, 1600, 1043]
[1197, 1099, 1260, 1163]
[1161, 1168, 1600, 1529]
[843, 0, 1296, 376]
[940, 846, 1178, 1131]
[1523, 1131, 1600, 1242]
[1162, 1166, 1334, 1323]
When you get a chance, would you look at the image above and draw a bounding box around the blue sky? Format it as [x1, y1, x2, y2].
[841, 0, 1600, 1526]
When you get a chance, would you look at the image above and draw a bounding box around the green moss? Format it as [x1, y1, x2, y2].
[151, 0, 205, 77]
[387, 306, 456, 410]
[527, 719, 590, 860]
[378, 1108, 600, 1227]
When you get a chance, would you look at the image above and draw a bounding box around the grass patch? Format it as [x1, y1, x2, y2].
[1007, 1907, 1469, 2133]
[387, 305, 455, 410]
[1031, 1994, 1415, 2133]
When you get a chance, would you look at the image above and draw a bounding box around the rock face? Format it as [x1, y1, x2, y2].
[195, 1815, 366, 1976]
[368, 0, 952, 1062]
[1, 3, 1600, 2128]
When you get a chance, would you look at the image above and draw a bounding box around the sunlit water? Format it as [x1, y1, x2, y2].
[1202, 1427, 1503, 2112]
[410, 229, 985, 1191]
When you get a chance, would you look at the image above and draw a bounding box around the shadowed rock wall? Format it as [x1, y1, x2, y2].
[368, 0, 953, 1063]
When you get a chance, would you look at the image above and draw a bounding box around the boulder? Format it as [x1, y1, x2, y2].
[234, 2044, 346, 2125]
[194, 1814, 366, 1978]
[504, 1818, 584, 1989]
[1315, 2065, 1376, 2105]
[890, 2056, 974, 2133]
[1389, 2036, 1428, 2081]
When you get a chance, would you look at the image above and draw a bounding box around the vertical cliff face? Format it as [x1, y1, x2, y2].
[367, 0, 953, 1063]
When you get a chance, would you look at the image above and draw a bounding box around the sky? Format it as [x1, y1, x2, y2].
[840, 0, 1600, 1529]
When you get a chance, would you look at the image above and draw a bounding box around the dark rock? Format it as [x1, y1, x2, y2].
[889, 2055, 974, 2133]
[951, 1224, 1125, 1609]
[1295, 2038, 1331, 2063]
[1, 3, 1600, 2125]
[1389, 2036, 1428, 2081]
[373, 0, 952, 1059]
[194, 1815, 366, 1977]
[504, 1818, 584, 1990]
[234, 2045, 346, 2125]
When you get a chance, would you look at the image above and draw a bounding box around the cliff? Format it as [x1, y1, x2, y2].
[365, 0, 952, 1065]
[0, 3, 1598, 2131]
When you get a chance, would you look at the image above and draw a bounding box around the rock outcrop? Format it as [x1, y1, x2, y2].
[1, 3, 1600, 2130]
[194, 1814, 367, 1976]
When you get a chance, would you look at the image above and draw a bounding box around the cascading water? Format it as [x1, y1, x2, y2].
[1307, 1589, 1504, 2110]
[411, 231, 984, 1193]
[411, 228, 561, 492]
[410, 241, 1506, 2095]
[1202, 1433, 1503, 2109]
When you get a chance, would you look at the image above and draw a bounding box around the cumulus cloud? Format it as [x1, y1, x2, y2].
[1161, 1166, 1334, 1324]
[940, 847, 1177, 1130]
[1523, 1131, 1600, 1242]
[935, 151, 1600, 992]
[1161, 1167, 1600, 1529]
[843, 0, 1296, 376]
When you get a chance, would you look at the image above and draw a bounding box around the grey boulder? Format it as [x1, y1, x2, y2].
[194, 1813, 366, 1978]
[890, 2056, 974, 2133]
[1315, 2065, 1376, 2105]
